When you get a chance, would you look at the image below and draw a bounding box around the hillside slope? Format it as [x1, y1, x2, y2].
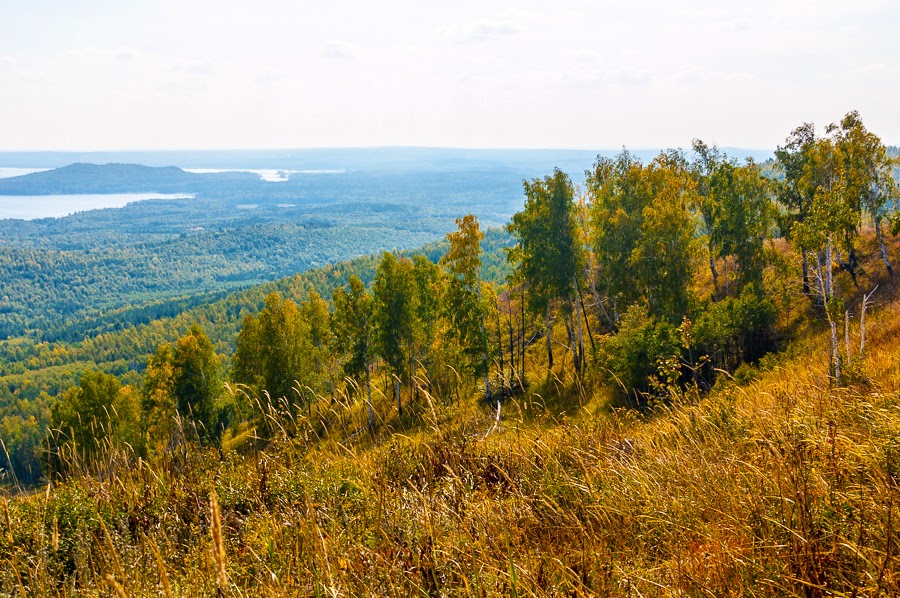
[2, 285, 898, 596]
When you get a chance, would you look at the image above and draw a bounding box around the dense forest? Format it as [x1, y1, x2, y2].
[1, 112, 900, 595]
[0, 166, 530, 339]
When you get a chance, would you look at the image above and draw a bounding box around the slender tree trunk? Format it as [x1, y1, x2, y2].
[564, 311, 577, 371]
[801, 246, 810, 296]
[545, 304, 554, 369]
[507, 295, 516, 387]
[709, 251, 719, 291]
[496, 309, 505, 387]
[520, 292, 526, 381]
[367, 369, 374, 432]
[724, 256, 730, 297]
[573, 300, 583, 373]
[826, 237, 834, 299]
[575, 275, 596, 360]
[831, 319, 841, 386]
[860, 286, 877, 357]
[587, 272, 614, 329]
[478, 285, 491, 402]
[845, 310, 851, 364]
[816, 250, 825, 305]
[395, 379, 401, 417]
[876, 217, 894, 276]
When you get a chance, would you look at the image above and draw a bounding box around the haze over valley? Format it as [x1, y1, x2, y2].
[2, 1, 900, 595]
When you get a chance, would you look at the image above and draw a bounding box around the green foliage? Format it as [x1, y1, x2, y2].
[46, 370, 142, 475]
[331, 276, 374, 390]
[601, 304, 682, 404]
[233, 294, 313, 407]
[372, 253, 418, 383]
[441, 215, 489, 382]
[508, 168, 579, 313]
[172, 325, 226, 446]
[588, 151, 698, 323]
[774, 122, 817, 243]
[709, 160, 775, 289]
[693, 287, 778, 375]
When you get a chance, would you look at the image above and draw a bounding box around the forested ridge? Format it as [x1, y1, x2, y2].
[2, 112, 900, 595]
[0, 167, 527, 338]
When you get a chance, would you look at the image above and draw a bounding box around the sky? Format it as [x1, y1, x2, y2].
[0, 0, 898, 151]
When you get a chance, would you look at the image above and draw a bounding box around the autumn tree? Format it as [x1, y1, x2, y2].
[236, 294, 314, 401]
[173, 325, 225, 446]
[47, 370, 142, 473]
[300, 289, 334, 395]
[588, 151, 697, 325]
[441, 215, 490, 395]
[331, 275, 374, 412]
[775, 123, 818, 295]
[508, 169, 582, 369]
[709, 160, 774, 291]
[690, 139, 725, 287]
[372, 252, 418, 414]
[143, 344, 177, 453]
[832, 111, 896, 275]
[411, 254, 444, 383]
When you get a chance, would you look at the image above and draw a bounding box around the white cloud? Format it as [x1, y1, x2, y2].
[321, 41, 357, 60]
[0, 0, 899, 150]
[171, 60, 215, 76]
[443, 18, 522, 44]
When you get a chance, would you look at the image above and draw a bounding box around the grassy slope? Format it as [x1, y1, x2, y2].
[2, 280, 899, 596]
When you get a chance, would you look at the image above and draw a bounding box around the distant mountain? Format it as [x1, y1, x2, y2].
[0, 162, 258, 195]
[0, 147, 774, 175]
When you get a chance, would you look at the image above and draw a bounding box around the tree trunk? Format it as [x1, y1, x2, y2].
[573, 294, 583, 373]
[367, 370, 374, 432]
[575, 275, 597, 360]
[545, 304, 554, 369]
[876, 217, 894, 276]
[830, 319, 841, 386]
[709, 251, 719, 290]
[724, 256, 730, 297]
[801, 247, 810, 296]
[520, 293, 526, 381]
[564, 311, 577, 371]
[816, 250, 825, 305]
[844, 309, 851, 364]
[496, 309, 505, 386]
[395, 379, 401, 417]
[860, 286, 877, 357]
[507, 295, 516, 387]
[826, 237, 834, 299]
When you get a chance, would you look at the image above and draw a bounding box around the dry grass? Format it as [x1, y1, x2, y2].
[2, 294, 899, 596]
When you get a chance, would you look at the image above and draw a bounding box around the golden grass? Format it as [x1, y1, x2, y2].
[2, 293, 899, 595]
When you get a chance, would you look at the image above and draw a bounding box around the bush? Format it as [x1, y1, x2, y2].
[694, 287, 778, 377]
[601, 304, 682, 406]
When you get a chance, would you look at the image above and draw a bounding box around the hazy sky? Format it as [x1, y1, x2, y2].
[1, 0, 897, 151]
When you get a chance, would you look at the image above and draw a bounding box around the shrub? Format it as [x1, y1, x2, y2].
[600, 304, 682, 406]
[694, 287, 778, 377]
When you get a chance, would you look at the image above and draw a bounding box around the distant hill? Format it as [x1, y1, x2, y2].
[0, 162, 258, 195]
[0, 147, 775, 175]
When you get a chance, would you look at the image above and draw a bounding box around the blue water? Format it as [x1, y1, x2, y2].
[0, 193, 194, 220]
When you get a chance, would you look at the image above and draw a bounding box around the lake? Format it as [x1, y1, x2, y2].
[183, 168, 345, 181]
[0, 193, 195, 220]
